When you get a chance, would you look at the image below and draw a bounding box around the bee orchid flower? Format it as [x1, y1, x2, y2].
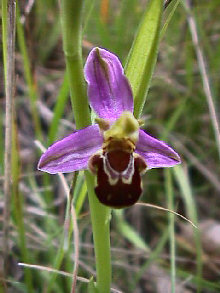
[38, 48, 181, 208]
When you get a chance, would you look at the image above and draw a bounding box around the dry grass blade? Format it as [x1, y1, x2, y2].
[135, 202, 197, 228]
[18, 263, 122, 293]
[18, 263, 86, 281]
[20, 0, 35, 24]
[70, 201, 79, 293]
[3, 0, 16, 275]
[171, 135, 220, 192]
[185, 0, 220, 159]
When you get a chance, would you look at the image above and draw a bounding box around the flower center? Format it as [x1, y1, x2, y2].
[102, 111, 140, 145]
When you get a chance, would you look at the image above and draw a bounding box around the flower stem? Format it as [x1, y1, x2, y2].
[60, 0, 111, 292]
[85, 172, 111, 292]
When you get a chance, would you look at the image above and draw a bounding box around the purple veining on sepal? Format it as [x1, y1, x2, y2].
[38, 125, 103, 174]
[84, 47, 133, 120]
[135, 129, 181, 169]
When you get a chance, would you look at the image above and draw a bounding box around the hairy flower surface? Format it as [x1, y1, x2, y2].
[38, 48, 181, 208]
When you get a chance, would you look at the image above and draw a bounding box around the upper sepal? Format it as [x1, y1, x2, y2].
[84, 47, 134, 120]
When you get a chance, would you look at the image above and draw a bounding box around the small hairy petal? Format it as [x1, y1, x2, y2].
[136, 129, 181, 169]
[38, 125, 103, 174]
[84, 47, 133, 120]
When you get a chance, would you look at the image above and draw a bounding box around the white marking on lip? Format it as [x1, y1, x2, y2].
[103, 152, 135, 185]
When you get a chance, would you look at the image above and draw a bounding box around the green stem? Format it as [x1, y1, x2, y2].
[60, 0, 90, 129]
[85, 172, 111, 292]
[60, 0, 111, 291]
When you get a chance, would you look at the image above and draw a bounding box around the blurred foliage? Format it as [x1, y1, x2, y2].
[1, 0, 220, 292]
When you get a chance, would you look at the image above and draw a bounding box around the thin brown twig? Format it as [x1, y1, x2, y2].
[3, 0, 16, 275]
[135, 202, 197, 228]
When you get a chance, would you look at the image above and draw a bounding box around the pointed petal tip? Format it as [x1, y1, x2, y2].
[171, 152, 181, 164]
[37, 156, 57, 175]
[163, 148, 181, 166]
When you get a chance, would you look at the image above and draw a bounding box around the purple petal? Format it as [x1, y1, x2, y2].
[84, 47, 133, 120]
[38, 125, 103, 174]
[136, 130, 181, 169]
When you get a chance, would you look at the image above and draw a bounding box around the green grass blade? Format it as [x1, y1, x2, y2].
[114, 210, 150, 252]
[177, 269, 220, 292]
[173, 165, 203, 292]
[161, 98, 186, 141]
[125, 0, 163, 118]
[160, 0, 180, 39]
[11, 121, 34, 293]
[16, 3, 43, 141]
[88, 277, 98, 293]
[165, 169, 176, 293]
[131, 227, 169, 291]
[48, 72, 70, 145]
[74, 181, 87, 216]
[39, 17, 61, 63]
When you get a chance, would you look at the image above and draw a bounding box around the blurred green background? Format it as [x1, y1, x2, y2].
[1, 0, 220, 292]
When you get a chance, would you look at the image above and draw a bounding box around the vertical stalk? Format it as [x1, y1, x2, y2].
[12, 121, 34, 292]
[3, 0, 16, 275]
[60, 0, 111, 291]
[60, 0, 90, 128]
[2, 0, 7, 80]
[85, 172, 111, 292]
[165, 169, 176, 293]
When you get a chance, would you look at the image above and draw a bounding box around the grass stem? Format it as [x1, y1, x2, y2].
[3, 0, 16, 276]
[60, 0, 112, 291]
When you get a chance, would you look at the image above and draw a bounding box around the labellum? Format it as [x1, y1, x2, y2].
[89, 112, 147, 208]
